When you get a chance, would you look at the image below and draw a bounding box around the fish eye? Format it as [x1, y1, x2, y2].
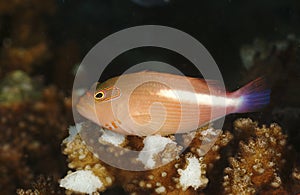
[94, 91, 105, 100]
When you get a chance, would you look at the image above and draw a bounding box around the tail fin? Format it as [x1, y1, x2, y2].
[233, 77, 271, 113]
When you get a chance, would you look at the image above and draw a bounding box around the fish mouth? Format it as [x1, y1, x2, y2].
[76, 98, 99, 125]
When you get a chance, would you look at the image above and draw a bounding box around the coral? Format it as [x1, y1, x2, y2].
[137, 135, 179, 169]
[293, 167, 300, 182]
[238, 36, 300, 193]
[0, 83, 72, 194]
[121, 153, 207, 195]
[239, 36, 295, 70]
[60, 122, 233, 194]
[60, 132, 115, 194]
[223, 118, 287, 195]
[0, 0, 82, 91]
[239, 35, 300, 107]
[0, 70, 41, 105]
[16, 176, 64, 195]
[177, 155, 208, 191]
[60, 170, 104, 194]
[0, 0, 56, 77]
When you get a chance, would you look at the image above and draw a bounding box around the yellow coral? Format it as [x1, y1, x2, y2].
[60, 122, 233, 194]
[61, 134, 114, 193]
[223, 118, 287, 195]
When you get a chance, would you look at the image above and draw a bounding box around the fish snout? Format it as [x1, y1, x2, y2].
[76, 95, 99, 123]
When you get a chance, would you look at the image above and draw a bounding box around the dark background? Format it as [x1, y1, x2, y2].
[51, 0, 300, 88]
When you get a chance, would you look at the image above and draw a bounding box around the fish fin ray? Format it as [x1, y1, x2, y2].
[233, 77, 271, 113]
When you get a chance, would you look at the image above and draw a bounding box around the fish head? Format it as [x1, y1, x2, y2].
[76, 80, 121, 128]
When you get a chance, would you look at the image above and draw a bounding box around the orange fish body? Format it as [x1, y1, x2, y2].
[77, 71, 270, 136]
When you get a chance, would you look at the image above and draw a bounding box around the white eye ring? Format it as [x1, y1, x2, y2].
[94, 91, 105, 100]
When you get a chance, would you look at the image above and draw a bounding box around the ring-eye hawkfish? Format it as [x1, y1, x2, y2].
[77, 71, 270, 136]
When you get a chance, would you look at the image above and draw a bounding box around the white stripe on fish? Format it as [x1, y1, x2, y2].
[157, 89, 243, 107]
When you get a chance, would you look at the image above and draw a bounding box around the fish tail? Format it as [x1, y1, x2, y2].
[233, 77, 271, 113]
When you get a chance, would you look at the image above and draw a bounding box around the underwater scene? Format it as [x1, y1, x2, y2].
[0, 0, 300, 194]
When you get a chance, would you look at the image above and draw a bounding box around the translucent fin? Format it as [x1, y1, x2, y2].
[233, 77, 271, 113]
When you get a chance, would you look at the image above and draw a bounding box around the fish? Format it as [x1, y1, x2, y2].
[76, 71, 270, 136]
